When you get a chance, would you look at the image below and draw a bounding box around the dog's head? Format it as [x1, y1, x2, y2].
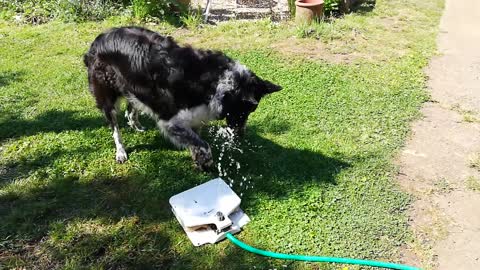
[219, 63, 282, 136]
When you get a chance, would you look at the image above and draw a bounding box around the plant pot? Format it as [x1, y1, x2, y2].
[295, 0, 324, 25]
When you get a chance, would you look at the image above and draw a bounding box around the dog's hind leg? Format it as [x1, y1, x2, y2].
[125, 101, 145, 132]
[87, 60, 130, 163]
[90, 79, 128, 163]
[106, 106, 128, 163]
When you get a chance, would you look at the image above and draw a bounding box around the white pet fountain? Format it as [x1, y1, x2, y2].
[169, 178, 250, 246]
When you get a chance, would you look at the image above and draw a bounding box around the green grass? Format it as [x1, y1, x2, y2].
[174, 0, 443, 64]
[0, 0, 443, 268]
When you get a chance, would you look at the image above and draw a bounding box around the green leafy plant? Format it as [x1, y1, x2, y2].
[131, 0, 186, 24]
[132, 0, 154, 19]
[295, 19, 344, 40]
[0, 0, 127, 23]
[324, 0, 341, 16]
[56, 0, 124, 22]
[180, 7, 202, 29]
[0, 0, 186, 23]
[467, 176, 480, 191]
[288, 0, 296, 17]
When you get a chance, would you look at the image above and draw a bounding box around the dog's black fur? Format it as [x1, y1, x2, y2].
[84, 26, 281, 170]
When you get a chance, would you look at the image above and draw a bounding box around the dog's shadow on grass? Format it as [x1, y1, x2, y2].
[0, 112, 348, 269]
[0, 110, 105, 143]
[0, 70, 24, 87]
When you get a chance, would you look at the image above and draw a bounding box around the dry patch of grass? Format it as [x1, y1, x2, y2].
[408, 200, 450, 270]
[466, 176, 480, 192]
[468, 153, 480, 170]
[450, 103, 479, 123]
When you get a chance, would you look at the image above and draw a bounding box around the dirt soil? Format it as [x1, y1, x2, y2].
[397, 0, 480, 269]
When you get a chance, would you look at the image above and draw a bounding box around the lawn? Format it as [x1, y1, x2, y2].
[0, 0, 443, 269]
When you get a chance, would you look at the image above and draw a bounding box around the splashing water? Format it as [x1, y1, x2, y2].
[210, 126, 255, 197]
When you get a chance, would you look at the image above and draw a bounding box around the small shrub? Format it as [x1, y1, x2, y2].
[287, 0, 295, 17]
[132, 0, 185, 22]
[295, 22, 314, 39]
[132, 0, 153, 19]
[0, 0, 127, 23]
[0, 0, 186, 24]
[56, 0, 125, 22]
[0, 0, 54, 23]
[466, 176, 480, 192]
[295, 19, 344, 40]
[180, 7, 202, 29]
[324, 0, 341, 16]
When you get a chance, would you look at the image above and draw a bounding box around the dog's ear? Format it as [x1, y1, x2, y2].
[257, 79, 282, 95]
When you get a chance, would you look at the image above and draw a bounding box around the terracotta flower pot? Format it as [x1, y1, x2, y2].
[295, 0, 324, 25]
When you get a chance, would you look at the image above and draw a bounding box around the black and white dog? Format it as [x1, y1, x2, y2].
[84, 26, 281, 170]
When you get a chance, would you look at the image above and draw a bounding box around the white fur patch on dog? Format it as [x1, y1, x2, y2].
[128, 94, 218, 145]
[232, 61, 249, 76]
[157, 104, 216, 131]
[128, 94, 218, 129]
[127, 95, 160, 121]
[113, 125, 127, 163]
[174, 104, 215, 128]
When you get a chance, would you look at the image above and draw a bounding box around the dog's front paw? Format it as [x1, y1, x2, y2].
[190, 146, 213, 171]
[116, 149, 128, 163]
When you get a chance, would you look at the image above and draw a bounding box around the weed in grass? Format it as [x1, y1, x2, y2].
[433, 177, 454, 194]
[324, 0, 341, 15]
[468, 153, 480, 170]
[180, 7, 203, 29]
[466, 176, 480, 192]
[451, 104, 478, 123]
[295, 19, 345, 41]
[462, 112, 478, 123]
[131, 0, 178, 21]
[287, 0, 296, 16]
[295, 22, 315, 38]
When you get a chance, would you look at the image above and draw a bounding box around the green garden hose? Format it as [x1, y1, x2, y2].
[225, 233, 420, 270]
